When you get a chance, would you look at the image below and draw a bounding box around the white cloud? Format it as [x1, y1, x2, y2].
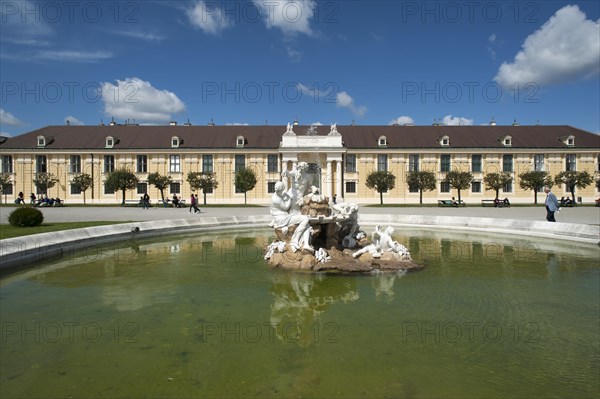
[101, 78, 186, 124]
[36, 50, 113, 63]
[253, 0, 316, 36]
[286, 46, 302, 62]
[0, 109, 23, 126]
[64, 116, 84, 126]
[297, 84, 366, 116]
[187, 1, 233, 35]
[389, 116, 415, 125]
[110, 30, 165, 42]
[225, 123, 250, 126]
[494, 5, 600, 87]
[488, 33, 496, 43]
[336, 91, 366, 116]
[441, 115, 474, 126]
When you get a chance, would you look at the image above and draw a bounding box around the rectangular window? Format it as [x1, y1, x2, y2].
[71, 184, 82, 195]
[202, 155, 213, 173]
[408, 154, 419, 172]
[3, 183, 13, 195]
[204, 186, 213, 194]
[345, 154, 356, 173]
[440, 154, 451, 172]
[36, 155, 47, 173]
[104, 183, 114, 194]
[1, 155, 13, 173]
[534, 154, 545, 172]
[440, 182, 450, 193]
[267, 182, 276, 193]
[409, 183, 419, 193]
[566, 154, 576, 171]
[267, 155, 278, 173]
[137, 155, 148, 173]
[170, 182, 180, 194]
[345, 181, 356, 193]
[503, 154, 513, 172]
[377, 154, 388, 172]
[104, 155, 114, 173]
[471, 181, 481, 193]
[503, 182, 513, 193]
[471, 155, 482, 173]
[235, 155, 245, 173]
[70, 155, 81, 174]
[137, 183, 147, 194]
[169, 155, 181, 173]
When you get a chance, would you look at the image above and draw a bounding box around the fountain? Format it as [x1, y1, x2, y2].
[265, 125, 422, 272]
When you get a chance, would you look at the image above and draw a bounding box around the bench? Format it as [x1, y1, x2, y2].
[482, 199, 510, 207]
[158, 199, 187, 208]
[124, 199, 142, 207]
[438, 199, 465, 207]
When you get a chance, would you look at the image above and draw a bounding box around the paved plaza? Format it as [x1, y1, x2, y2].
[1, 204, 598, 226]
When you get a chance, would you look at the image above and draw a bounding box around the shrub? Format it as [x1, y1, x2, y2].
[8, 207, 44, 227]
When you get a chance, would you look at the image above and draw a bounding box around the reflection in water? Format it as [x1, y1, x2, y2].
[270, 272, 359, 346]
[372, 270, 406, 303]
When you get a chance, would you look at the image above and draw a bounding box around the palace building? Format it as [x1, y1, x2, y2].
[0, 122, 598, 205]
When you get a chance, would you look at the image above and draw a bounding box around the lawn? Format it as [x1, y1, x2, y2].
[0, 221, 130, 240]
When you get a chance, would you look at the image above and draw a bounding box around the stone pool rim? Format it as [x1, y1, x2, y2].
[1, 214, 598, 271]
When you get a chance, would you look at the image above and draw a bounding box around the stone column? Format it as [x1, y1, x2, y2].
[325, 160, 332, 199]
[335, 160, 342, 200]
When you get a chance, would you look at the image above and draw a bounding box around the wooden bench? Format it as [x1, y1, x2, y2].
[158, 199, 187, 208]
[124, 199, 141, 207]
[438, 200, 465, 207]
[482, 199, 510, 207]
[481, 200, 496, 207]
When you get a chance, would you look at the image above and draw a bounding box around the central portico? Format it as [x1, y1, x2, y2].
[279, 123, 346, 200]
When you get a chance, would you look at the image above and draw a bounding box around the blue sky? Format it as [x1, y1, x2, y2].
[1, 0, 599, 136]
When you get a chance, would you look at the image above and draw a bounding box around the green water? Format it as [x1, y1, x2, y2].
[1, 229, 598, 399]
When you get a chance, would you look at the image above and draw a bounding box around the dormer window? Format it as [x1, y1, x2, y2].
[564, 135, 575, 147]
[37, 135, 46, 147]
[171, 136, 181, 148]
[378, 136, 387, 147]
[501, 135, 512, 147]
[236, 135, 246, 148]
[439, 135, 450, 146]
[105, 136, 115, 149]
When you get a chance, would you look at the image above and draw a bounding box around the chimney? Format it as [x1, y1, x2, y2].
[170, 121, 177, 126]
[109, 117, 116, 126]
[183, 118, 191, 126]
[208, 118, 215, 126]
[432, 118, 440, 126]
[99, 119, 105, 126]
[490, 117, 496, 126]
[512, 119, 519, 126]
[66, 120, 70, 126]
[293, 120, 299, 126]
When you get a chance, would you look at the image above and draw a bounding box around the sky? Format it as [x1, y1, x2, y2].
[1, 0, 599, 136]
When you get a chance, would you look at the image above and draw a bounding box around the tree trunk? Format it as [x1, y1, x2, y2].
[570, 190, 576, 206]
[244, 191, 247, 205]
[379, 191, 383, 205]
[203, 191, 207, 205]
[534, 190, 538, 205]
[495, 189, 499, 200]
[159, 189, 165, 202]
[457, 189, 462, 203]
[83, 190, 87, 205]
[419, 189, 423, 205]
[121, 189, 126, 205]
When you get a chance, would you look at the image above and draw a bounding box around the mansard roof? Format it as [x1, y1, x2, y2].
[1, 124, 598, 150]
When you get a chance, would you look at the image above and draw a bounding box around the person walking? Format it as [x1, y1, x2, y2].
[143, 193, 150, 209]
[189, 193, 196, 213]
[193, 194, 201, 214]
[544, 186, 560, 222]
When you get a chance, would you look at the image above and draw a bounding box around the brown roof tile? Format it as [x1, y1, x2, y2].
[1, 125, 598, 150]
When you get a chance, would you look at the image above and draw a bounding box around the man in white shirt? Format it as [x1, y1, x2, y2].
[544, 186, 560, 222]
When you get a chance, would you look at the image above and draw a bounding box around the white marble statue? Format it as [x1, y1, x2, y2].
[332, 202, 360, 248]
[282, 162, 313, 214]
[269, 181, 313, 253]
[352, 225, 410, 258]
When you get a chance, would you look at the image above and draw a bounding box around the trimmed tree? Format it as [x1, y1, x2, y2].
[554, 170, 594, 204]
[518, 171, 553, 204]
[71, 173, 93, 204]
[33, 172, 59, 196]
[406, 171, 436, 205]
[148, 172, 173, 203]
[187, 171, 219, 205]
[444, 171, 473, 204]
[235, 167, 258, 205]
[0, 173, 11, 204]
[105, 168, 139, 205]
[483, 172, 513, 200]
[366, 171, 396, 205]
